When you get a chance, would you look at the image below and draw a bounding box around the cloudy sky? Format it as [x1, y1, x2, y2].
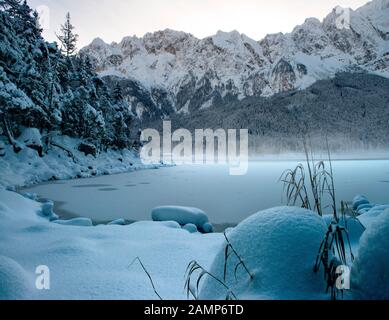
[28, 0, 369, 48]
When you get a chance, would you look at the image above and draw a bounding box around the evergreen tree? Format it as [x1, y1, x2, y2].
[0, 1, 133, 155]
[56, 12, 78, 57]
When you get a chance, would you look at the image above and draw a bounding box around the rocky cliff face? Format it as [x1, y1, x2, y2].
[81, 0, 389, 120]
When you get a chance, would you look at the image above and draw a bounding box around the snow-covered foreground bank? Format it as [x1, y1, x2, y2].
[0, 136, 160, 189]
[0, 188, 223, 299]
[0, 188, 388, 300]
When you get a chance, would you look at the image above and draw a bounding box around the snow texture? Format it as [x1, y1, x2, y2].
[0, 256, 33, 300]
[81, 0, 389, 117]
[199, 207, 328, 300]
[353, 195, 389, 229]
[0, 135, 160, 189]
[351, 209, 389, 300]
[0, 188, 223, 299]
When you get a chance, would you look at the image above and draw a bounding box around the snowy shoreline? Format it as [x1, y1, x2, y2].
[0, 136, 167, 190]
[1, 141, 389, 299]
[0, 187, 388, 300]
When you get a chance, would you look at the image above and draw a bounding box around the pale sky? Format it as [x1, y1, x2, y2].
[28, 0, 370, 49]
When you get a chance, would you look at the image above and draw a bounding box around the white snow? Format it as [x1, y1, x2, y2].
[199, 207, 328, 300]
[0, 188, 223, 300]
[0, 185, 388, 300]
[52, 218, 93, 227]
[182, 223, 198, 233]
[151, 206, 213, 233]
[351, 209, 389, 300]
[108, 218, 126, 226]
[80, 0, 389, 106]
[18, 128, 42, 149]
[0, 255, 33, 300]
[0, 135, 161, 189]
[353, 195, 389, 229]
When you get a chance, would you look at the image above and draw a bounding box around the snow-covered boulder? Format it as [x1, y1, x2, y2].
[0, 256, 32, 300]
[358, 205, 389, 229]
[182, 223, 198, 233]
[52, 217, 93, 227]
[351, 210, 389, 300]
[39, 200, 58, 221]
[108, 218, 126, 226]
[199, 207, 327, 300]
[18, 128, 43, 156]
[151, 206, 213, 233]
[353, 195, 370, 211]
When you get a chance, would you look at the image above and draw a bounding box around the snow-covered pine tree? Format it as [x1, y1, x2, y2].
[56, 12, 78, 57]
[0, 1, 134, 156]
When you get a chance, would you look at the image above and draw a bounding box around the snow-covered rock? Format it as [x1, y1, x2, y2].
[358, 205, 389, 228]
[199, 207, 327, 300]
[18, 128, 43, 156]
[182, 223, 198, 233]
[353, 195, 370, 210]
[39, 200, 59, 221]
[353, 194, 389, 228]
[108, 218, 126, 226]
[151, 206, 213, 233]
[351, 209, 389, 300]
[52, 218, 93, 227]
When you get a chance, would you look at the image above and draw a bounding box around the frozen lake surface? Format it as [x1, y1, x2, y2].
[23, 160, 389, 224]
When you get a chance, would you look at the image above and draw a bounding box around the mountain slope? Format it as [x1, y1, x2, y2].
[81, 0, 389, 119]
[145, 73, 389, 153]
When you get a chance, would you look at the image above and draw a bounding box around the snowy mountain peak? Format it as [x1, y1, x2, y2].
[81, 0, 389, 119]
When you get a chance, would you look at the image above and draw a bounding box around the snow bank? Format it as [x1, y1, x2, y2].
[199, 207, 327, 300]
[351, 210, 389, 300]
[0, 256, 33, 300]
[39, 200, 59, 221]
[352, 195, 370, 210]
[0, 135, 162, 189]
[151, 206, 213, 233]
[352, 195, 389, 229]
[0, 189, 223, 299]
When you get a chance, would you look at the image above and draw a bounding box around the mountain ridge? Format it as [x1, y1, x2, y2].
[81, 0, 389, 120]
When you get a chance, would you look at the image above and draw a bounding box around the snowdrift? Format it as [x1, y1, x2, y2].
[199, 207, 328, 300]
[351, 209, 389, 300]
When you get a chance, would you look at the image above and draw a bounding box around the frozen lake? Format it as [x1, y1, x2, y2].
[22, 160, 389, 225]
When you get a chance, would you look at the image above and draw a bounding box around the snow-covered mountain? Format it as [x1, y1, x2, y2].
[81, 0, 389, 119]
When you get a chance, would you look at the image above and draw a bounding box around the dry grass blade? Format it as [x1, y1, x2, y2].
[129, 257, 162, 300]
[281, 137, 360, 300]
[184, 260, 238, 300]
[223, 232, 254, 282]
